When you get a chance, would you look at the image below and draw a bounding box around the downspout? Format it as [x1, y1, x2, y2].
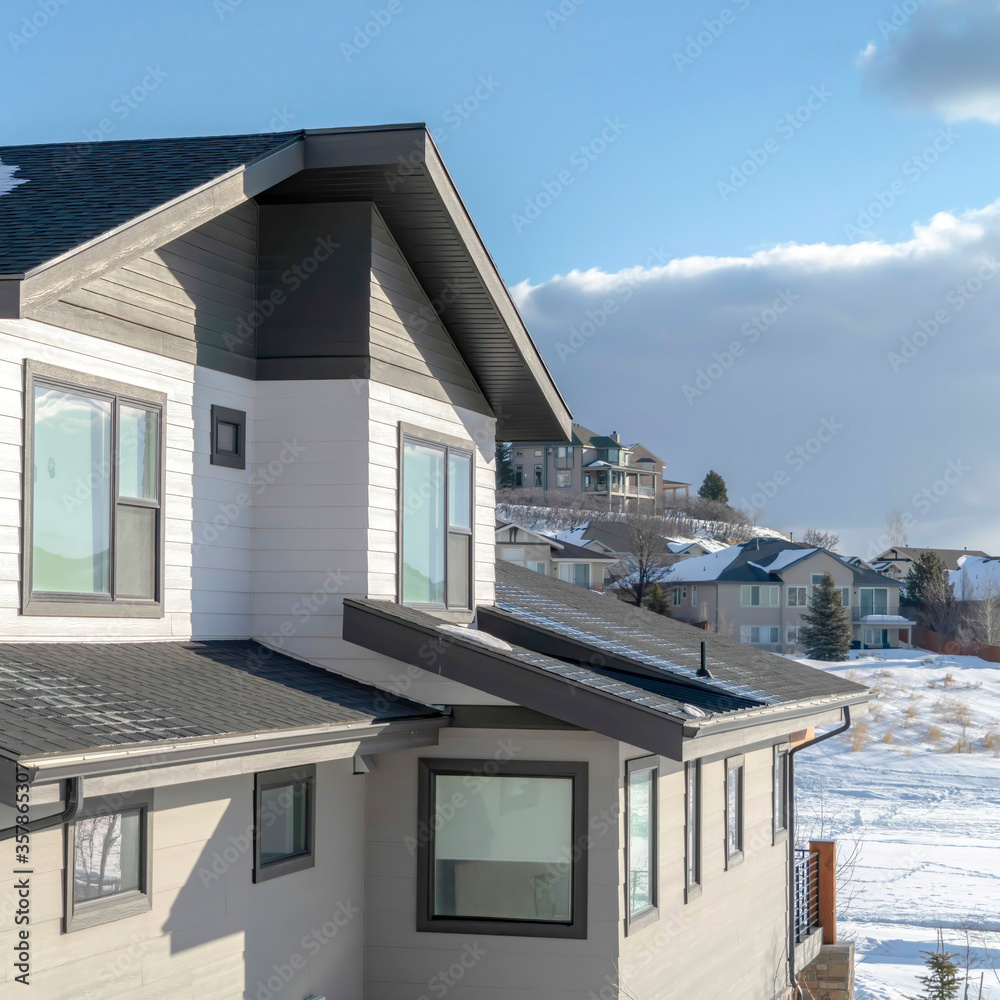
[0, 776, 83, 842]
[787, 708, 851, 998]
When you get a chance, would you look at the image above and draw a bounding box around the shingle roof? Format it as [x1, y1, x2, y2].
[550, 539, 615, 561]
[0, 132, 299, 274]
[0, 640, 437, 759]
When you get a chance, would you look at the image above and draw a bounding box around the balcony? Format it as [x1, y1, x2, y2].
[850, 607, 915, 623]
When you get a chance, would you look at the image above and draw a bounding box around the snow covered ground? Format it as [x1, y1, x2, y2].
[794, 649, 1000, 1000]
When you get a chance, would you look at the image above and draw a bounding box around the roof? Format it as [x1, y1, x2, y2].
[0, 640, 439, 762]
[0, 126, 570, 441]
[951, 555, 1000, 600]
[877, 547, 991, 571]
[550, 538, 615, 562]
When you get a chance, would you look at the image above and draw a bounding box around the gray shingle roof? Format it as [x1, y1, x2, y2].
[0, 132, 299, 274]
[0, 640, 437, 759]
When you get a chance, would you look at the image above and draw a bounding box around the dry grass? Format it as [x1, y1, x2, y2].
[845, 668, 861, 684]
[881, 727, 895, 745]
[949, 736, 971, 753]
[943, 673, 956, 689]
[851, 721, 869, 752]
[869, 703, 883, 723]
[902, 704, 921, 729]
[926, 724, 943, 743]
[927, 679, 937, 689]
[933, 697, 972, 727]
[983, 728, 1000, 756]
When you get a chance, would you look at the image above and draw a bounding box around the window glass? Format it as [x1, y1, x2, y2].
[685, 763, 700, 890]
[727, 764, 744, 858]
[402, 441, 446, 605]
[118, 405, 158, 500]
[260, 781, 309, 865]
[447, 533, 471, 607]
[528, 561, 547, 574]
[32, 386, 112, 595]
[432, 774, 573, 922]
[774, 750, 788, 833]
[628, 768, 655, 917]
[115, 506, 156, 599]
[216, 420, 238, 454]
[448, 452, 472, 530]
[555, 470, 572, 488]
[73, 810, 142, 902]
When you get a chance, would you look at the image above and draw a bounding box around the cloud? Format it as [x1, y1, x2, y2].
[513, 202, 1000, 557]
[859, 0, 1000, 123]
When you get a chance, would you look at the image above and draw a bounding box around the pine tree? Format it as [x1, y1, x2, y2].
[645, 582, 670, 617]
[914, 933, 961, 1000]
[799, 571, 852, 661]
[902, 551, 948, 608]
[698, 470, 728, 504]
[495, 441, 514, 489]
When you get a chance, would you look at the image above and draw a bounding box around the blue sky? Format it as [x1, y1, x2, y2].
[5, 0, 1000, 553]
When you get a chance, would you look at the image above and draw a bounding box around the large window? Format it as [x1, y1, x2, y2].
[555, 470, 572, 488]
[417, 758, 588, 938]
[557, 563, 590, 589]
[773, 747, 788, 840]
[685, 761, 702, 900]
[626, 756, 658, 931]
[254, 765, 315, 882]
[672, 585, 687, 606]
[400, 430, 473, 609]
[740, 585, 779, 607]
[65, 792, 152, 931]
[725, 757, 744, 868]
[860, 587, 889, 616]
[787, 586, 808, 607]
[24, 362, 165, 617]
[747, 626, 779, 644]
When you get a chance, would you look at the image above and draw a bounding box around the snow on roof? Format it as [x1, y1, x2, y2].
[859, 614, 915, 624]
[751, 547, 818, 575]
[0, 159, 27, 198]
[951, 556, 1000, 601]
[654, 545, 744, 582]
[551, 524, 592, 547]
[666, 537, 730, 555]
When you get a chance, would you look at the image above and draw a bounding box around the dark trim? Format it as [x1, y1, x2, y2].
[724, 755, 745, 870]
[253, 764, 316, 883]
[22, 360, 166, 619]
[684, 760, 702, 903]
[0, 775, 82, 843]
[448, 706, 583, 731]
[624, 755, 658, 935]
[210, 404, 247, 470]
[0, 277, 20, 318]
[64, 789, 153, 932]
[416, 758, 588, 939]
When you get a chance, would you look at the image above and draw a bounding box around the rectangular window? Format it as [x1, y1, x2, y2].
[740, 585, 779, 607]
[841, 588, 850, 607]
[786, 626, 800, 645]
[860, 587, 889, 616]
[210, 404, 246, 470]
[417, 759, 588, 938]
[24, 361, 165, 617]
[65, 792, 152, 931]
[401, 431, 473, 609]
[558, 563, 590, 589]
[773, 747, 788, 839]
[787, 586, 808, 607]
[691, 585, 698, 607]
[502, 546, 525, 566]
[554, 446, 574, 469]
[555, 470, 572, 488]
[253, 765, 315, 882]
[534, 465, 543, 487]
[626, 756, 658, 931]
[672, 585, 687, 606]
[725, 757, 744, 867]
[749, 626, 779, 643]
[528, 561, 547, 575]
[684, 761, 702, 901]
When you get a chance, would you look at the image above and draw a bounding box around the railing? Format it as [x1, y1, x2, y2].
[850, 605, 891, 621]
[793, 848, 821, 944]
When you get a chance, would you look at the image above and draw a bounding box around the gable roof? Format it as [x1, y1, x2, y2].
[877, 547, 991, 571]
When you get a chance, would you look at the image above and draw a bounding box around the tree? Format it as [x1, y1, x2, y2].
[495, 442, 514, 489]
[698, 470, 728, 505]
[801, 528, 840, 552]
[607, 509, 668, 607]
[903, 551, 948, 609]
[645, 582, 670, 617]
[914, 932, 961, 1000]
[885, 507, 908, 547]
[799, 571, 852, 661]
[921, 568, 959, 636]
[956, 566, 1000, 646]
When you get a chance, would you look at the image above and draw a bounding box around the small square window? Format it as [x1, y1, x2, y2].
[211, 405, 246, 470]
[253, 765, 315, 882]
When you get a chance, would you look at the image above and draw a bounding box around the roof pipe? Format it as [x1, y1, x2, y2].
[787, 707, 851, 998]
[0, 776, 83, 842]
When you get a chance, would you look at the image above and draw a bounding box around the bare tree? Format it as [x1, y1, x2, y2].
[801, 528, 840, 552]
[884, 507, 908, 547]
[957, 566, 1000, 646]
[922, 569, 959, 636]
[606, 509, 670, 607]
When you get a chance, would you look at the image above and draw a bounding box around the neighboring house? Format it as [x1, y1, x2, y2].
[508, 423, 679, 509]
[658, 540, 913, 651]
[952, 554, 1000, 601]
[873, 546, 991, 581]
[0, 126, 867, 1000]
[554, 521, 728, 565]
[495, 520, 615, 589]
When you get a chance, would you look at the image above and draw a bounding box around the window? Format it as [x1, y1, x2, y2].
[672, 585, 687, 606]
[534, 465, 543, 487]
[558, 563, 590, 589]
[502, 546, 526, 566]
[864, 627, 889, 647]
[416, 759, 588, 938]
[691, 585, 698, 607]
[555, 470, 572, 488]
[254, 765, 315, 882]
[554, 446, 574, 469]
[514, 465, 523, 487]
[24, 361, 165, 617]
[725, 757, 744, 867]
[684, 761, 702, 900]
[65, 792, 152, 931]
[749, 626, 780, 644]
[812, 576, 850, 607]
[773, 747, 788, 839]
[626, 756, 658, 931]
[528, 561, 547, 575]
[860, 587, 889, 616]
[400, 429, 473, 609]
[210, 404, 246, 469]
[786, 626, 801, 645]
[787, 586, 808, 607]
[740, 585, 779, 607]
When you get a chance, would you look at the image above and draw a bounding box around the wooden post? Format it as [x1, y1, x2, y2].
[810, 840, 837, 944]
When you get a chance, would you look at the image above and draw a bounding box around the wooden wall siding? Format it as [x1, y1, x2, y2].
[24, 202, 258, 377]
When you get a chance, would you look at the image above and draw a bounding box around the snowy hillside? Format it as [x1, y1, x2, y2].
[795, 649, 1000, 1000]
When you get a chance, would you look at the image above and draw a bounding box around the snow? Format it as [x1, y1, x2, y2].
[858, 614, 915, 624]
[0, 158, 27, 197]
[748, 547, 817, 574]
[952, 555, 1000, 600]
[666, 536, 731, 555]
[652, 544, 744, 582]
[794, 648, 1000, 999]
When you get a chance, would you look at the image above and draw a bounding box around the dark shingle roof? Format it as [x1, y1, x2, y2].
[493, 561, 867, 706]
[0, 640, 437, 759]
[0, 132, 299, 274]
[551, 538, 615, 561]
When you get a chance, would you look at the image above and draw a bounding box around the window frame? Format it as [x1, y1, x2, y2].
[210, 403, 246, 470]
[625, 755, 659, 933]
[684, 760, 702, 901]
[740, 584, 779, 607]
[22, 360, 166, 618]
[772, 746, 789, 842]
[725, 756, 745, 869]
[64, 790, 154, 932]
[253, 764, 316, 883]
[398, 423, 475, 614]
[416, 757, 589, 939]
[787, 586, 808, 607]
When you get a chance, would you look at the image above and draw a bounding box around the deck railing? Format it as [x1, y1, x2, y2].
[793, 848, 821, 943]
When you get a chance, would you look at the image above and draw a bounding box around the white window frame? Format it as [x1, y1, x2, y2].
[740, 585, 779, 607]
[725, 756, 745, 869]
[625, 756, 659, 933]
[787, 586, 808, 607]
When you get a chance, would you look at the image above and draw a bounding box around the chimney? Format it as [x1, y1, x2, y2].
[611, 431, 620, 443]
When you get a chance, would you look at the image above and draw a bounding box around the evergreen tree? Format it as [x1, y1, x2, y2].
[495, 441, 514, 489]
[645, 582, 670, 617]
[800, 571, 852, 661]
[698, 470, 728, 504]
[902, 551, 948, 608]
[914, 934, 961, 1000]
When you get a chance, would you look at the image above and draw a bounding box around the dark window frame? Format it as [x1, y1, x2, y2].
[773, 745, 789, 842]
[64, 790, 154, 932]
[22, 360, 166, 618]
[684, 760, 702, 902]
[416, 757, 589, 939]
[210, 404, 246, 470]
[253, 764, 316, 883]
[725, 755, 745, 869]
[625, 755, 659, 934]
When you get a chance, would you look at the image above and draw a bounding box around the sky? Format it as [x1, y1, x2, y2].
[3, 0, 1000, 556]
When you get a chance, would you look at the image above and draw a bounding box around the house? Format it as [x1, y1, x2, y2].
[657, 539, 914, 652]
[952, 554, 1000, 600]
[553, 521, 728, 564]
[495, 519, 616, 589]
[873, 546, 991, 581]
[0, 126, 866, 1000]
[507, 423, 681, 509]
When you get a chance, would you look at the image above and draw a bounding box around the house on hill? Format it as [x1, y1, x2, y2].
[495, 520, 616, 589]
[873, 546, 991, 581]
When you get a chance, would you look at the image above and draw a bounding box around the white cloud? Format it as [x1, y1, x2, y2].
[0, 158, 27, 198]
[514, 202, 1000, 556]
[860, 0, 1000, 123]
